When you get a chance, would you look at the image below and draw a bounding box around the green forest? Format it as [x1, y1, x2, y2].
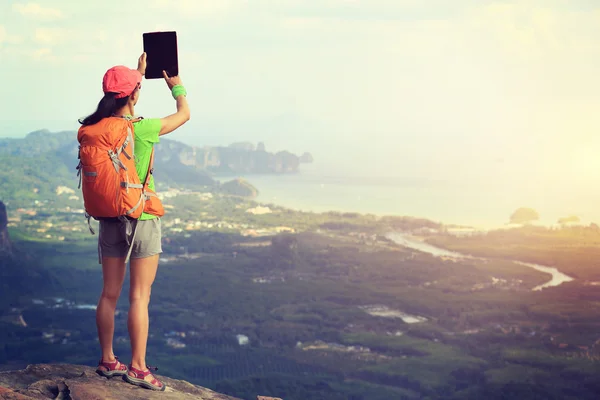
[2, 192, 600, 399]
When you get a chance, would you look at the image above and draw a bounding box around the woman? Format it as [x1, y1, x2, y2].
[79, 52, 190, 391]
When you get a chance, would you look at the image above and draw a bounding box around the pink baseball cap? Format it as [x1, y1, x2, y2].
[102, 66, 142, 99]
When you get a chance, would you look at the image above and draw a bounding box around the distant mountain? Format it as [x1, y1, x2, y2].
[219, 178, 259, 198]
[156, 140, 313, 175]
[0, 129, 312, 203]
[0, 129, 215, 196]
[0, 131, 76, 203]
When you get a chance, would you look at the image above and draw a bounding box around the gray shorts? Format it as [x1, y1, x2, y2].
[98, 218, 162, 261]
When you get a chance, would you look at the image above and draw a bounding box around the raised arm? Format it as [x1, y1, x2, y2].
[159, 70, 191, 136]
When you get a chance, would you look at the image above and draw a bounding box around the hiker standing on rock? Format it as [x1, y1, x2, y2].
[77, 52, 190, 391]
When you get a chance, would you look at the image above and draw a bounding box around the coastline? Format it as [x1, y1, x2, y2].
[214, 170, 597, 231]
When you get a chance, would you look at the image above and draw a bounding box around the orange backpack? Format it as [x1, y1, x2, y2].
[76, 116, 164, 233]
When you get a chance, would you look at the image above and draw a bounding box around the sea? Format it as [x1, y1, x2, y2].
[214, 164, 600, 230]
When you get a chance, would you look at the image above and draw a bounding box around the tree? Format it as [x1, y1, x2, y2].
[509, 207, 539, 225]
[271, 234, 299, 269]
[299, 152, 314, 163]
[558, 215, 580, 226]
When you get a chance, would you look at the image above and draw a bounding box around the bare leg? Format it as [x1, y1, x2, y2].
[96, 256, 127, 369]
[128, 254, 160, 382]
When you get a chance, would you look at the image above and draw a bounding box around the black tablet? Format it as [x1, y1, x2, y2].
[143, 31, 179, 79]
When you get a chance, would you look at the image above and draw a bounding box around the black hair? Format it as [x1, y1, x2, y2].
[79, 93, 130, 126]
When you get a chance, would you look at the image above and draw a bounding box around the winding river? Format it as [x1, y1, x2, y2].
[385, 232, 574, 291]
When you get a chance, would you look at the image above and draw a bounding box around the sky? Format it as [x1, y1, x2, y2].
[1, 0, 600, 194]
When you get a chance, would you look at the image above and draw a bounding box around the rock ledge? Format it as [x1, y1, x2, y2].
[0, 364, 281, 400]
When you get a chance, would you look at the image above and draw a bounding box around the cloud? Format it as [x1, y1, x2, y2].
[150, 0, 239, 18]
[0, 25, 23, 47]
[95, 30, 107, 43]
[33, 27, 69, 45]
[3, 45, 56, 62]
[31, 47, 51, 58]
[71, 53, 91, 63]
[267, 0, 471, 22]
[278, 1, 600, 64]
[12, 2, 64, 19]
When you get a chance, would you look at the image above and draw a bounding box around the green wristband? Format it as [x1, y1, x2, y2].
[172, 85, 187, 99]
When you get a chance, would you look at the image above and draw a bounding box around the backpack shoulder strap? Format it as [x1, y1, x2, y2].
[143, 147, 155, 187]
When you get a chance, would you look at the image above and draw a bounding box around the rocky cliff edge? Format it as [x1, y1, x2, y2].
[0, 364, 282, 400]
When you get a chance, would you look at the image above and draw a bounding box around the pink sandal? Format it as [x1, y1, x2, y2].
[96, 356, 128, 378]
[123, 364, 166, 391]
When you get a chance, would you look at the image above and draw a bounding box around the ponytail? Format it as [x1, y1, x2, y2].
[79, 93, 130, 126]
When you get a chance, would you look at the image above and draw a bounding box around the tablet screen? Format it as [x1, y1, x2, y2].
[143, 31, 179, 79]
